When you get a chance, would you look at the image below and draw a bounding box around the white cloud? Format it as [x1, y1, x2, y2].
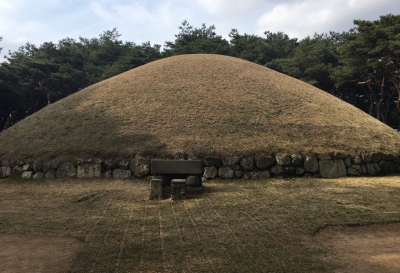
[256, 0, 400, 38]
[196, 0, 267, 17]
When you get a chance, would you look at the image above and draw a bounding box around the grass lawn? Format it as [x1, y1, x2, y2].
[0, 176, 399, 272]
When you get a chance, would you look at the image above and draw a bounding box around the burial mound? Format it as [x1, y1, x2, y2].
[1, 54, 400, 161]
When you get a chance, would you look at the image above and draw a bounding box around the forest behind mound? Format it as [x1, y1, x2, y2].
[1, 14, 400, 132]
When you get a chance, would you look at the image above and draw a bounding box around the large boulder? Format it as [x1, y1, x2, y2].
[255, 156, 276, 169]
[318, 159, 347, 178]
[131, 158, 150, 178]
[203, 166, 218, 179]
[239, 157, 254, 171]
[56, 162, 77, 178]
[77, 164, 102, 178]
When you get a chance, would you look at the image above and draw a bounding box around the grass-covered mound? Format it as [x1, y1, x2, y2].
[1, 54, 400, 161]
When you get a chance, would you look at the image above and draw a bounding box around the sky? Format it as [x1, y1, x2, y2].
[0, 0, 399, 57]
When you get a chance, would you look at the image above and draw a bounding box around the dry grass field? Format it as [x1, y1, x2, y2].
[1, 54, 400, 161]
[0, 177, 399, 272]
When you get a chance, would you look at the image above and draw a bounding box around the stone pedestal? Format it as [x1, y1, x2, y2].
[171, 179, 186, 200]
[149, 179, 163, 200]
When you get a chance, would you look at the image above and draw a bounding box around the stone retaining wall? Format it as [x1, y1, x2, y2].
[1, 153, 400, 180]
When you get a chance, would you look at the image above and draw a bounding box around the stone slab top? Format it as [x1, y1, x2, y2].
[151, 160, 203, 175]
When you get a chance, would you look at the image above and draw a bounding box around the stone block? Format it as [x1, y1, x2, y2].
[239, 157, 254, 171]
[150, 160, 201, 175]
[104, 159, 116, 170]
[371, 153, 383, 163]
[270, 165, 283, 175]
[255, 156, 276, 169]
[171, 179, 186, 200]
[250, 171, 270, 179]
[303, 155, 318, 172]
[344, 156, 352, 168]
[186, 176, 201, 187]
[231, 164, 241, 171]
[203, 158, 216, 167]
[0, 165, 10, 178]
[295, 167, 305, 176]
[352, 155, 363, 165]
[276, 155, 291, 166]
[21, 171, 33, 179]
[347, 165, 361, 176]
[235, 171, 243, 178]
[149, 179, 163, 200]
[10, 166, 22, 178]
[77, 164, 102, 178]
[22, 163, 32, 171]
[291, 154, 303, 167]
[117, 159, 130, 170]
[222, 156, 240, 166]
[33, 172, 45, 179]
[56, 162, 77, 178]
[203, 166, 218, 179]
[51, 159, 60, 170]
[218, 166, 234, 179]
[113, 169, 132, 179]
[45, 170, 56, 179]
[361, 164, 368, 175]
[318, 159, 347, 178]
[132, 158, 151, 177]
[0, 166, 11, 178]
[73, 158, 85, 167]
[379, 161, 395, 174]
[32, 162, 42, 172]
[103, 170, 112, 178]
[367, 163, 381, 176]
[42, 162, 52, 173]
[283, 166, 296, 175]
[361, 155, 371, 163]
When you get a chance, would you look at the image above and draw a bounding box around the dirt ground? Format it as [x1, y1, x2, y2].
[314, 222, 400, 272]
[0, 233, 82, 273]
[1, 224, 399, 273]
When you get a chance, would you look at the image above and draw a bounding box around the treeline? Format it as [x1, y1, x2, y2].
[1, 14, 399, 131]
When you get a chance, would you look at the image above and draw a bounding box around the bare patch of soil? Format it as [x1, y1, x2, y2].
[0, 233, 82, 273]
[315, 223, 400, 272]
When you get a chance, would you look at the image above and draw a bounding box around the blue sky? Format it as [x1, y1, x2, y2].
[0, 0, 399, 57]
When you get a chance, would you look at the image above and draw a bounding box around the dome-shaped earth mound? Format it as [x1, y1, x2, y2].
[1, 54, 400, 161]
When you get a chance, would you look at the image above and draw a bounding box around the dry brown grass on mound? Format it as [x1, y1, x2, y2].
[1, 54, 400, 161]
